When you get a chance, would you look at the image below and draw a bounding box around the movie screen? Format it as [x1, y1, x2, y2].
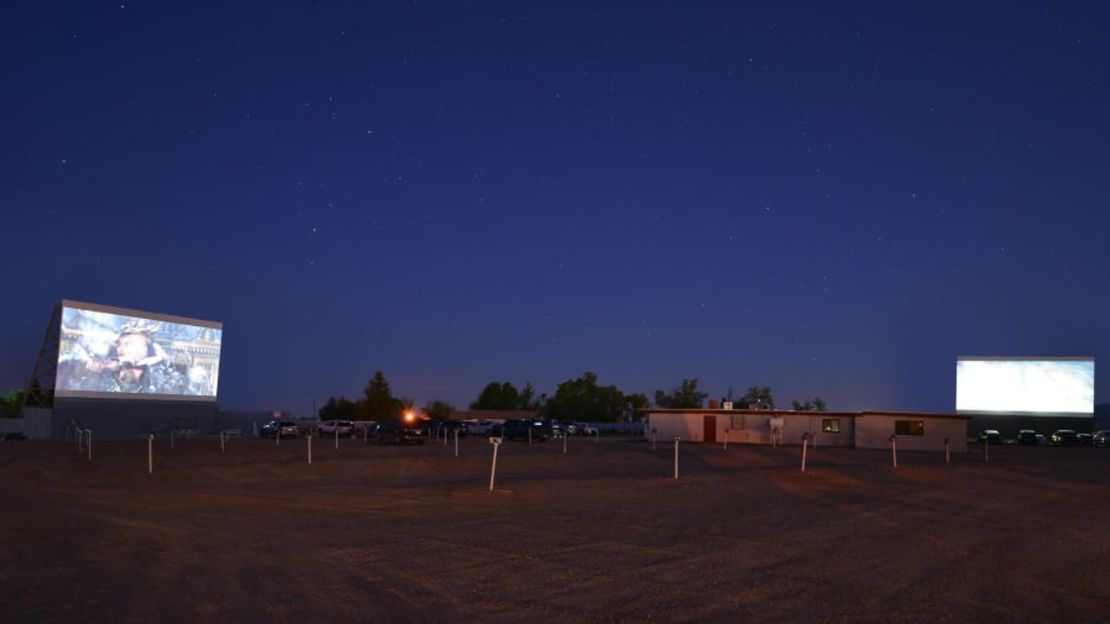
[956, 358, 1094, 416]
[55, 303, 221, 400]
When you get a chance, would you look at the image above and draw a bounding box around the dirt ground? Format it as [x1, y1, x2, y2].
[0, 434, 1107, 623]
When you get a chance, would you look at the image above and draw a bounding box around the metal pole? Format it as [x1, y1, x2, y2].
[563, 430, 567, 455]
[945, 437, 950, 465]
[454, 429, 459, 457]
[488, 439, 501, 491]
[891, 435, 898, 468]
[673, 437, 679, 480]
[335, 427, 338, 450]
[87, 430, 92, 462]
[147, 434, 153, 474]
[220, 431, 226, 453]
[801, 434, 808, 472]
[308, 433, 313, 465]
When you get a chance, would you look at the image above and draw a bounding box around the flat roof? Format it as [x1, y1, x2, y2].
[640, 408, 969, 420]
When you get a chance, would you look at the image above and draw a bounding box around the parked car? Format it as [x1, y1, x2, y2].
[318, 420, 356, 438]
[977, 430, 1002, 445]
[441, 420, 469, 438]
[502, 419, 550, 442]
[375, 413, 428, 445]
[1094, 430, 1110, 448]
[570, 422, 599, 437]
[1016, 430, 1038, 446]
[1075, 433, 1093, 446]
[260, 420, 299, 439]
[1050, 429, 1078, 446]
[1035, 434, 1049, 446]
[467, 420, 498, 436]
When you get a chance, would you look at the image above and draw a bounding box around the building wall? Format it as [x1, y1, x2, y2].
[647, 411, 855, 447]
[646, 410, 967, 453]
[854, 413, 968, 453]
[51, 398, 218, 438]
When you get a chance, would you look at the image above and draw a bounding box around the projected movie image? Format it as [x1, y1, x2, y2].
[956, 358, 1094, 415]
[56, 305, 221, 399]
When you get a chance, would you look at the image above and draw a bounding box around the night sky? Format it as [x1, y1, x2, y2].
[3, 2, 1110, 416]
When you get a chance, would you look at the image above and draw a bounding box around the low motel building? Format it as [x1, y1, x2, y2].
[643, 408, 969, 453]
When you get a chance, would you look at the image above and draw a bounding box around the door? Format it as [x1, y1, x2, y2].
[704, 415, 717, 443]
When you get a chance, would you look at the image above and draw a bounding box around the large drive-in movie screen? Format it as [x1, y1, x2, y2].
[55, 301, 222, 400]
[956, 357, 1094, 416]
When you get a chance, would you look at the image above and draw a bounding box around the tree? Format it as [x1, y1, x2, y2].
[739, 386, 775, 409]
[470, 382, 521, 410]
[518, 382, 541, 411]
[362, 370, 402, 420]
[424, 399, 455, 421]
[654, 379, 707, 409]
[791, 397, 828, 411]
[319, 396, 362, 421]
[546, 371, 626, 422]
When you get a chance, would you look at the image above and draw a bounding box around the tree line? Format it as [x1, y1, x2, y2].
[317, 371, 826, 423]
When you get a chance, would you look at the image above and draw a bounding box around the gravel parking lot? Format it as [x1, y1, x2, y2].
[1, 436, 1108, 623]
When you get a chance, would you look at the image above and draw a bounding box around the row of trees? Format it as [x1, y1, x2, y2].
[318, 371, 826, 423]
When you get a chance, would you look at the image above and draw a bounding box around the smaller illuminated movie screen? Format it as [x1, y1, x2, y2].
[55, 301, 222, 400]
[956, 357, 1094, 417]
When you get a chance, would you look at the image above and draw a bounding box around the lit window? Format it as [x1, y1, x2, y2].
[822, 419, 839, 433]
[895, 420, 924, 435]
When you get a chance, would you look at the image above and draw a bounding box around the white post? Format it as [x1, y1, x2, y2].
[488, 438, 501, 491]
[444, 426, 449, 447]
[945, 437, 950, 465]
[220, 432, 226, 453]
[595, 430, 600, 446]
[801, 434, 808, 472]
[673, 437, 679, 480]
[335, 427, 339, 450]
[308, 433, 313, 465]
[86, 430, 92, 462]
[76, 427, 82, 453]
[454, 429, 459, 457]
[147, 434, 153, 474]
[723, 428, 729, 451]
[890, 435, 898, 468]
[563, 430, 567, 455]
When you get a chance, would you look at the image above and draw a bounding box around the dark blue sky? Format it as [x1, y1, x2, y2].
[4, 1, 1109, 415]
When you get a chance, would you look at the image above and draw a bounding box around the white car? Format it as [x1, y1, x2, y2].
[318, 420, 356, 438]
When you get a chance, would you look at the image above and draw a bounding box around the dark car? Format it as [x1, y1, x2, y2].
[1094, 430, 1110, 448]
[261, 420, 299, 439]
[1050, 429, 1077, 446]
[375, 413, 427, 445]
[1016, 430, 1038, 446]
[502, 419, 550, 442]
[441, 420, 469, 438]
[1075, 433, 1093, 446]
[978, 430, 1002, 445]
